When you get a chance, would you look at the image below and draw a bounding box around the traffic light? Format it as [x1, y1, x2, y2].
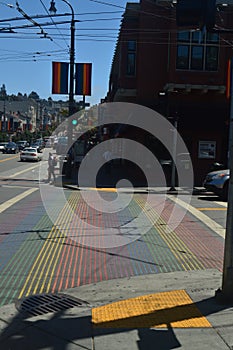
[72, 119, 78, 126]
[176, 0, 216, 30]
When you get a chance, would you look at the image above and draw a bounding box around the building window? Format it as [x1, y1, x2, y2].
[191, 46, 203, 70]
[127, 40, 136, 76]
[176, 31, 219, 71]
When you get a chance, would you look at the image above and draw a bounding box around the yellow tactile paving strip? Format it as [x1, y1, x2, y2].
[92, 290, 211, 328]
[86, 187, 117, 192]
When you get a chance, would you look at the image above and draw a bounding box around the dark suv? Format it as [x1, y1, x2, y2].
[3, 142, 19, 154]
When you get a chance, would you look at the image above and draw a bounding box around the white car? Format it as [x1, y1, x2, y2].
[0, 142, 8, 152]
[20, 147, 43, 162]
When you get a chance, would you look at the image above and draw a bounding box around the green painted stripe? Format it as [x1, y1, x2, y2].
[0, 215, 53, 305]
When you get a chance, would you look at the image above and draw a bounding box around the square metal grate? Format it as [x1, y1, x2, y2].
[15, 293, 89, 317]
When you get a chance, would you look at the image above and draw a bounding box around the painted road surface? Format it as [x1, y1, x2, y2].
[0, 184, 225, 307]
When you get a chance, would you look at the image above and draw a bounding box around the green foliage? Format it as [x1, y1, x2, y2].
[0, 132, 9, 142]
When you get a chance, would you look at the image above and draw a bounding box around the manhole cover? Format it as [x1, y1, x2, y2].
[15, 293, 89, 317]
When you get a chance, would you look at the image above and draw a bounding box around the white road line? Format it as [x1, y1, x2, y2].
[168, 195, 226, 238]
[213, 201, 228, 207]
[8, 164, 42, 178]
[0, 188, 38, 213]
[1, 185, 35, 189]
[197, 195, 228, 208]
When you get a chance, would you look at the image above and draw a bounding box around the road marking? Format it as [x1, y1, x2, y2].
[168, 195, 225, 238]
[135, 196, 204, 271]
[92, 289, 211, 328]
[214, 201, 228, 207]
[0, 155, 18, 162]
[0, 185, 34, 189]
[7, 164, 42, 178]
[197, 207, 227, 211]
[0, 188, 38, 213]
[81, 187, 117, 192]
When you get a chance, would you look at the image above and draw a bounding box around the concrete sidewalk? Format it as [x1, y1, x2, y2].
[0, 269, 233, 349]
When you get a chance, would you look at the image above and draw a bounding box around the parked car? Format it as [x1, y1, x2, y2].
[55, 136, 68, 155]
[53, 136, 58, 149]
[16, 140, 29, 151]
[30, 141, 43, 153]
[20, 147, 43, 162]
[43, 136, 54, 148]
[36, 138, 45, 149]
[203, 168, 229, 200]
[0, 142, 8, 152]
[3, 142, 19, 154]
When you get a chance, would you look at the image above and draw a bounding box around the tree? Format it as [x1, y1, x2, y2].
[28, 91, 40, 101]
[0, 84, 7, 100]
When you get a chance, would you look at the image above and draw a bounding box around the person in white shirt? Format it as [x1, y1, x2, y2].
[48, 152, 56, 183]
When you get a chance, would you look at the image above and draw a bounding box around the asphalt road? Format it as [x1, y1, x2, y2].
[0, 150, 227, 306]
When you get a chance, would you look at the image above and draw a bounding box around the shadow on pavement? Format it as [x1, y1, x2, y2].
[0, 294, 232, 349]
[137, 327, 181, 349]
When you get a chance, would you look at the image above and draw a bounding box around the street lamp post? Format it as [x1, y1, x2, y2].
[49, 0, 75, 146]
[158, 91, 178, 191]
[169, 114, 178, 192]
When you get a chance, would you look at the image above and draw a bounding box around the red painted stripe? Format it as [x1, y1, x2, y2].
[98, 212, 105, 282]
[51, 246, 65, 292]
[52, 62, 61, 94]
[226, 59, 232, 99]
[161, 200, 224, 271]
[83, 64, 88, 95]
[83, 63, 91, 95]
[65, 238, 76, 289]
[58, 237, 71, 291]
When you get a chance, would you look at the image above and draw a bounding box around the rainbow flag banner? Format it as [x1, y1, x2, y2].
[226, 58, 233, 99]
[75, 63, 92, 96]
[52, 62, 69, 94]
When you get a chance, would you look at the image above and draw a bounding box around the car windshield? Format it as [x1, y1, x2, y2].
[24, 148, 37, 152]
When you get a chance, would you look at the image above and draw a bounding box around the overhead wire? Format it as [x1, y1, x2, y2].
[15, 0, 53, 41]
[0, 1, 232, 64]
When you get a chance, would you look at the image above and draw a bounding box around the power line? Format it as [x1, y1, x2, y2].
[15, 1, 53, 41]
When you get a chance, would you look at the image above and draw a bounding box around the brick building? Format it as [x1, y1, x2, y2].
[105, 0, 233, 185]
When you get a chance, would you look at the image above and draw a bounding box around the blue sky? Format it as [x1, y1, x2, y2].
[0, 0, 139, 106]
